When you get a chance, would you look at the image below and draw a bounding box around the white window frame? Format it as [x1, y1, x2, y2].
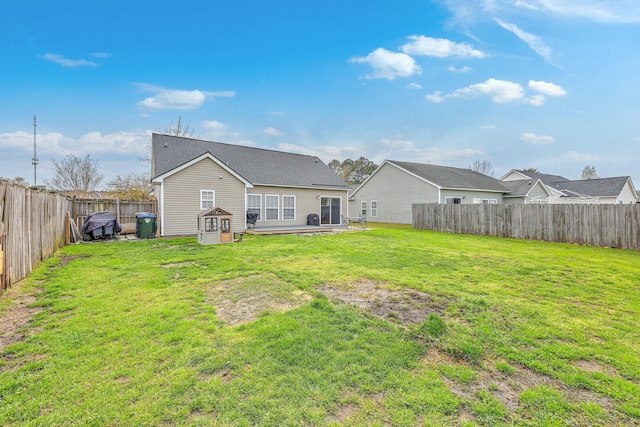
[361, 201, 367, 216]
[247, 194, 262, 221]
[282, 195, 296, 221]
[371, 200, 377, 218]
[265, 194, 279, 221]
[445, 197, 462, 204]
[472, 198, 481, 204]
[200, 190, 215, 210]
[490, 199, 498, 204]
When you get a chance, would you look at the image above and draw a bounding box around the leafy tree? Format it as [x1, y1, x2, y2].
[523, 168, 539, 173]
[329, 157, 378, 185]
[581, 165, 599, 180]
[47, 154, 104, 194]
[469, 160, 494, 177]
[105, 172, 153, 200]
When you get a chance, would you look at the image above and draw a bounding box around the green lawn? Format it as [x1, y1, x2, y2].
[1, 226, 639, 426]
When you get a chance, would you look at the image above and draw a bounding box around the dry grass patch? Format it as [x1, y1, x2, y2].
[206, 273, 313, 326]
[0, 292, 43, 354]
[319, 279, 445, 325]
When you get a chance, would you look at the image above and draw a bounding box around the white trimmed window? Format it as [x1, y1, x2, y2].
[473, 198, 481, 204]
[265, 195, 279, 221]
[282, 195, 296, 220]
[490, 199, 498, 204]
[361, 201, 367, 216]
[371, 200, 377, 217]
[247, 194, 262, 220]
[200, 190, 215, 210]
[445, 197, 462, 204]
[482, 199, 490, 204]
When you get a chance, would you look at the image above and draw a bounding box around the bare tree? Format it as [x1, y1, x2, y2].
[581, 165, 599, 180]
[47, 154, 104, 194]
[105, 172, 153, 200]
[470, 160, 494, 177]
[165, 116, 196, 138]
[140, 116, 197, 166]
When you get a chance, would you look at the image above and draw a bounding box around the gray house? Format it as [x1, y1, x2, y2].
[151, 134, 349, 236]
[349, 160, 510, 224]
[501, 170, 638, 204]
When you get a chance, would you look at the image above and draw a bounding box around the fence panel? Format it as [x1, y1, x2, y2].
[0, 182, 72, 292]
[413, 203, 640, 251]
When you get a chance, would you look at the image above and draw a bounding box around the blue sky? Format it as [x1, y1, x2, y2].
[2, 0, 640, 187]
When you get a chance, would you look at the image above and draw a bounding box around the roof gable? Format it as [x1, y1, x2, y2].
[501, 179, 550, 198]
[151, 134, 348, 190]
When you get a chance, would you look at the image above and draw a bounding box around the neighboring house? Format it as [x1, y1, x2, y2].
[349, 160, 510, 224]
[151, 134, 349, 236]
[501, 170, 638, 204]
[501, 178, 552, 204]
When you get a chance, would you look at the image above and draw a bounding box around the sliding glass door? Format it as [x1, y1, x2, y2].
[320, 197, 341, 225]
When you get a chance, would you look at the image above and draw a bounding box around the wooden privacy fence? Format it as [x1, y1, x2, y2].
[0, 182, 72, 292]
[71, 198, 155, 230]
[413, 203, 640, 250]
[0, 182, 158, 293]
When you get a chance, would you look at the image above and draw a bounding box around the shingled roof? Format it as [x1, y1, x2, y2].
[151, 133, 348, 189]
[553, 177, 631, 198]
[387, 160, 510, 192]
[512, 170, 569, 186]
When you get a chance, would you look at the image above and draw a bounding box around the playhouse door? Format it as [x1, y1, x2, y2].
[220, 218, 232, 243]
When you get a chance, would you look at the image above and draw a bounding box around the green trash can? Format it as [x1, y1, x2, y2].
[135, 212, 157, 239]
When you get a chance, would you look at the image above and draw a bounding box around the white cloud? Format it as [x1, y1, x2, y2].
[400, 35, 486, 58]
[90, 52, 112, 58]
[427, 78, 564, 106]
[519, 132, 555, 144]
[448, 65, 472, 73]
[425, 91, 446, 103]
[263, 127, 285, 137]
[135, 84, 235, 111]
[450, 78, 525, 103]
[494, 19, 553, 63]
[202, 120, 226, 132]
[528, 80, 567, 96]
[375, 137, 485, 165]
[538, 0, 640, 23]
[0, 129, 150, 157]
[515, 0, 540, 10]
[201, 120, 256, 146]
[138, 90, 206, 110]
[565, 150, 602, 162]
[407, 82, 423, 90]
[39, 53, 97, 67]
[349, 48, 421, 80]
[525, 94, 546, 106]
[439, 0, 640, 23]
[481, 125, 497, 129]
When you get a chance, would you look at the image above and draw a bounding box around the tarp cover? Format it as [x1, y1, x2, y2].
[82, 211, 122, 235]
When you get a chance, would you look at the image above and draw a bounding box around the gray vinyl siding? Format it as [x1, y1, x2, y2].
[161, 158, 246, 236]
[350, 163, 439, 224]
[249, 186, 348, 227]
[440, 190, 503, 204]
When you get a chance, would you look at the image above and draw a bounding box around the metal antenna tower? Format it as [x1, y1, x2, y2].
[32, 115, 39, 186]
